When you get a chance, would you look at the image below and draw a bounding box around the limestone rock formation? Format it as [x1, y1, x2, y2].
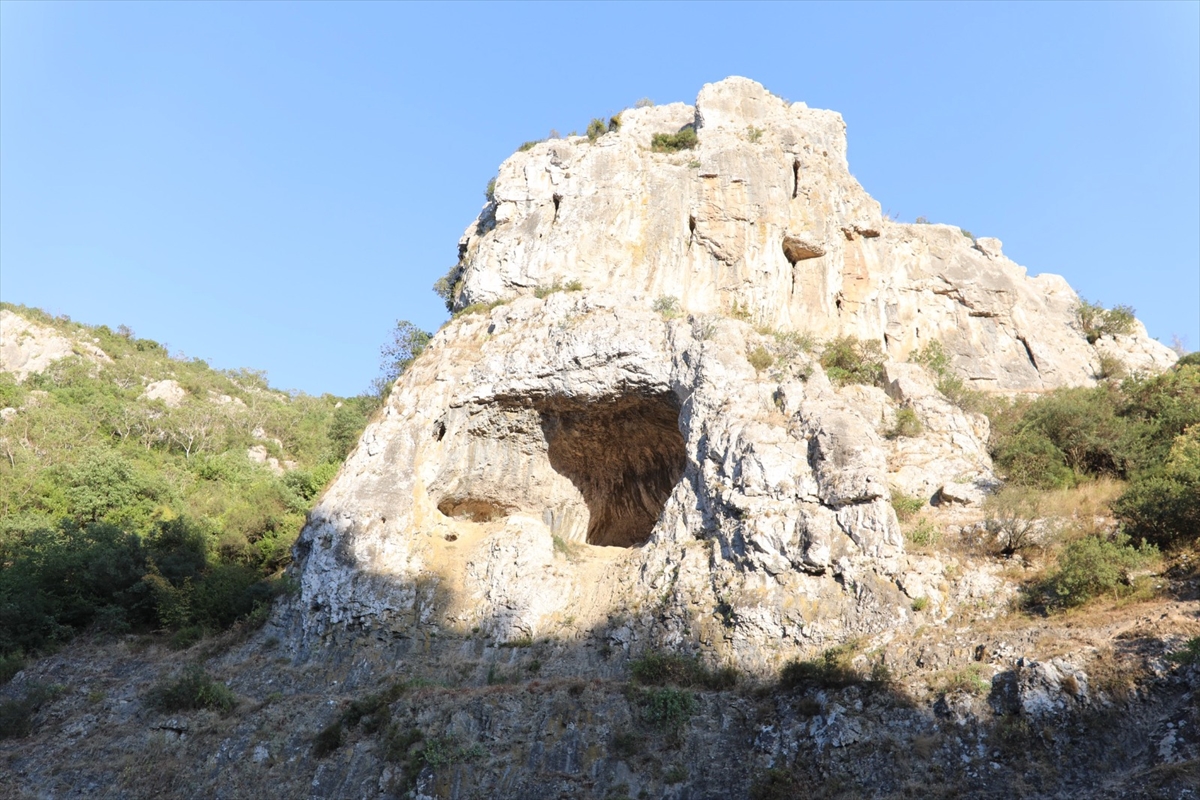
[282, 78, 1175, 672]
[0, 308, 112, 381]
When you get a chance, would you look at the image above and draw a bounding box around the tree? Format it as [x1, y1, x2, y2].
[378, 321, 432, 391]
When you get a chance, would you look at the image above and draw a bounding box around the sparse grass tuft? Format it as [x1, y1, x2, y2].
[630, 651, 737, 690]
[146, 664, 237, 714]
[747, 345, 774, 373]
[534, 279, 584, 299]
[653, 295, 681, 320]
[887, 407, 923, 439]
[891, 491, 925, 522]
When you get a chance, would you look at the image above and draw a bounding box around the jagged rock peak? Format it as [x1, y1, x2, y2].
[450, 76, 1173, 391]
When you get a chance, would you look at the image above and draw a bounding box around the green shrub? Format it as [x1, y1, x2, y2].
[747, 346, 774, 373]
[650, 127, 698, 153]
[779, 642, 863, 690]
[1113, 427, 1200, 548]
[630, 651, 736, 690]
[432, 263, 464, 313]
[608, 113, 622, 132]
[312, 719, 344, 758]
[746, 126, 764, 143]
[910, 340, 981, 409]
[1044, 533, 1158, 607]
[146, 664, 237, 714]
[906, 518, 939, 547]
[890, 492, 925, 522]
[1077, 299, 1136, 343]
[911, 596, 928, 612]
[637, 687, 697, 733]
[517, 140, 542, 152]
[653, 295, 681, 319]
[749, 768, 797, 800]
[586, 118, 608, 142]
[0, 652, 25, 685]
[534, 279, 584, 298]
[1166, 636, 1200, 665]
[937, 663, 990, 696]
[887, 407, 923, 439]
[484, 177, 496, 203]
[0, 683, 60, 740]
[819, 337, 885, 387]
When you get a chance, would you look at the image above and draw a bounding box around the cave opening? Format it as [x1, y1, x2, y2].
[540, 392, 686, 548]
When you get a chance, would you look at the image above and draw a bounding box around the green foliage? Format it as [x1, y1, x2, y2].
[890, 491, 925, 522]
[652, 295, 681, 319]
[630, 651, 736, 690]
[517, 140, 543, 152]
[312, 720, 345, 758]
[887, 407, 923, 439]
[749, 768, 797, 800]
[906, 518, 939, 547]
[484, 177, 496, 203]
[432, 263, 464, 313]
[586, 118, 608, 142]
[635, 687, 697, 733]
[745, 126, 764, 143]
[747, 346, 774, 373]
[1167, 636, 1200, 665]
[910, 340, 981, 409]
[146, 664, 237, 714]
[1043, 533, 1158, 608]
[0, 304, 369, 658]
[820, 336, 885, 387]
[0, 683, 60, 740]
[0, 652, 25, 685]
[988, 362, 1200, 491]
[534, 279, 584, 298]
[378, 320, 432, 389]
[937, 664, 990, 696]
[453, 299, 509, 318]
[779, 642, 864, 690]
[650, 126, 698, 153]
[634, 97, 654, 109]
[911, 596, 929, 612]
[1113, 426, 1200, 548]
[1077, 298, 1136, 343]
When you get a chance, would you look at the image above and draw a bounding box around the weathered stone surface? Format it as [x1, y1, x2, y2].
[141, 378, 186, 407]
[282, 77, 1176, 670]
[452, 78, 1173, 392]
[0, 308, 111, 381]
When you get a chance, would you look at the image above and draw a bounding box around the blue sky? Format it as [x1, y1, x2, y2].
[2, 1, 1197, 396]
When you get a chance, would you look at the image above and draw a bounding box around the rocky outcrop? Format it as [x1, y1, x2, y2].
[453, 77, 1174, 391]
[282, 78, 1176, 673]
[0, 308, 111, 381]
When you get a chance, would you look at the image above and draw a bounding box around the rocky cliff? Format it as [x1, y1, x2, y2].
[280, 77, 1174, 671]
[3, 79, 1193, 800]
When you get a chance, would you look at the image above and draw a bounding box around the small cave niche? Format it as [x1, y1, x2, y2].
[792, 160, 801, 199]
[540, 393, 686, 548]
[437, 498, 513, 523]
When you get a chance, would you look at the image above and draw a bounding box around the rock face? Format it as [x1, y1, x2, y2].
[453, 77, 1174, 390]
[282, 78, 1174, 671]
[0, 308, 112, 381]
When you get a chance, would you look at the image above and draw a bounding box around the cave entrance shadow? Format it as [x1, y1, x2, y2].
[537, 392, 686, 548]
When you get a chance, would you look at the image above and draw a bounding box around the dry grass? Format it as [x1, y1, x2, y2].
[1034, 478, 1125, 521]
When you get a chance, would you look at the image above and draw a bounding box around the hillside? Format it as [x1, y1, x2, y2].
[0, 303, 374, 659]
[1, 79, 1198, 800]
